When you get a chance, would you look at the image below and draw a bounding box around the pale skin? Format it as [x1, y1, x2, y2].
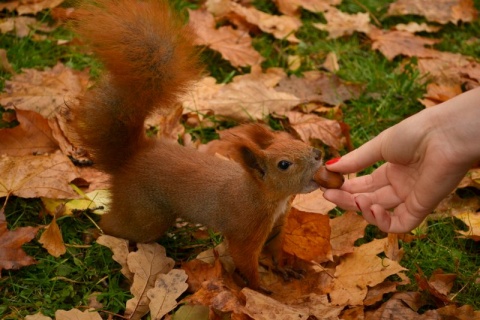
[324, 87, 480, 233]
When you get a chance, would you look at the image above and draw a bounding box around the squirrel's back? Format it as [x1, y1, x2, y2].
[70, 0, 200, 172]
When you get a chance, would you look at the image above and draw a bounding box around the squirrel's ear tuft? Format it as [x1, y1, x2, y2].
[238, 145, 267, 180]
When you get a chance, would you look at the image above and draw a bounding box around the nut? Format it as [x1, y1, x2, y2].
[314, 166, 344, 189]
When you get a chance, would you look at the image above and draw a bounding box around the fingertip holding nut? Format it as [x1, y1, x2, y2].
[314, 166, 344, 189]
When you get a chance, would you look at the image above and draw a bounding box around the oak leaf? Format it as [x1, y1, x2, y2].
[387, 0, 478, 25]
[276, 0, 341, 16]
[125, 243, 175, 320]
[0, 63, 89, 118]
[313, 7, 371, 39]
[283, 208, 332, 262]
[24, 313, 52, 320]
[0, 151, 79, 199]
[329, 238, 407, 306]
[96, 235, 133, 281]
[188, 9, 263, 67]
[0, 109, 57, 157]
[147, 269, 189, 320]
[55, 308, 102, 320]
[0, 207, 39, 275]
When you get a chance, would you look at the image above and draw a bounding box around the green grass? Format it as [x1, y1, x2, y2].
[1, 0, 479, 318]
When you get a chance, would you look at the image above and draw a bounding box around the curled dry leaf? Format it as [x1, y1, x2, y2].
[0, 109, 57, 157]
[147, 269, 189, 320]
[455, 211, 480, 241]
[55, 308, 102, 320]
[387, 0, 478, 25]
[188, 8, 263, 67]
[394, 22, 441, 33]
[0, 49, 15, 74]
[24, 312, 52, 320]
[0, 151, 80, 199]
[292, 188, 336, 214]
[313, 7, 371, 39]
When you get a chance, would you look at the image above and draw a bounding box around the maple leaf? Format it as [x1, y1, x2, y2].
[387, 0, 478, 25]
[125, 243, 175, 319]
[0, 151, 80, 199]
[292, 188, 337, 213]
[368, 27, 439, 61]
[329, 211, 368, 257]
[455, 211, 480, 241]
[329, 238, 407, 306]
[283, 208, 332, 263]
[24, 312, 52, 320]
[394, 22, 441, 33]
[313, 6, 371, 39]
[188, 8, 263, 67]
[0, 109, 57, 157]
[0, 207, 39, 275]
[0, 17, 53, 38]
[276, 0, 341, 16]
[419, 83, 463, 107]
[0, 63, 89, 119]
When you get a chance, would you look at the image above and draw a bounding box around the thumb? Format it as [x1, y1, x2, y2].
[326, 132, 386, 173]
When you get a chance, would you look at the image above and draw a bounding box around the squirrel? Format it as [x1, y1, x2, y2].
[68, 0, 323, 290]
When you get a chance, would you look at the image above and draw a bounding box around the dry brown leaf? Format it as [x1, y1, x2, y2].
[329, 238, 407, 306]
[419, 83, 463, 107]
[387, 0, 478, 25]
[0, 109, 57, 157]
[0, 63, 89, 118]
[188, 8, 263, 67]
[0, 151, 79, 199]
[6, 0, 65, 16]
[0, 49, 15, 74]
[415, 266, 453, 305]
[96, 235, 133, 281]
[368, 27, 439, 61]
[147, 269, 189, 320]
[125, 243, 175, 320]
[24, 312, 52, 320]
[182, 257, 225, 292]
[455, 211, 480, 241]
[292, 189, 337, 214]
[364, 294, 427, 319]
[276, 71, 364, 106]
[230, 2, 302, 42]
[283, 208, 332, 263]
[436, 304, 480, 319]
[0, 207, 39, 275]
[322, 52, 340, 73]
[313, 7, 371, 39]
[417, 51, 474, 86]
[0, 17, 46, 38]
[329, 211, 368, 257]
[428, 269, 456, 296]
[55, 308, 102, 320]
[286, 111, 343, 149]
[394, 22, 441, 33]
[38, 215, 66, 257]
[276, 0, 341, 16]
[364, 281, 398, 306]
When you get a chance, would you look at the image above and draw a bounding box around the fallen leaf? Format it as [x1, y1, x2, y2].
[313, 7, 371, 39]
[428, 269, 456, 296]
[96, 235, 133, 281]
[364, 281, 398, 306]
[292, 189, 337, 214]
[387, 0, 478, 25]
[436, 304, 480, 319]
[364, 293, 427, 319]
[283, 208, 332, 263]
[329, 211, 368, 257]
[286, 111, 344, 149]
[0, 63, 89, 118]
[0, 151, 79, 199]
[172, 304, 210, 319]
[147, 269, 189, 320]
[188, 9, 263, 67]
[394, 22, 441, 33]
[322, 52, 340, 73]
[24, 312, 52, 320]
[415, 265, 453, 306]
[368, 27, 439, 61]
[55, 308, 102, 320]
[125, 243, 175, 319]
[0, 17, 45, 38]
[276, 0, 341, 16]
[455, 211, 480, 241]
[182, 257, 224, 292]
[419, 83, 463, 107]
[329, 238, 407, 306]
[0, 109, 57, 157]
[0, 49, 15, 74]
[230, 2, 302, 42]
[0, 206, 39, 275]
[38, 214, 66, 257]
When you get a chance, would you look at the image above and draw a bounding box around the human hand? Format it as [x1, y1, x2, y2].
[323, 88, 480, 233]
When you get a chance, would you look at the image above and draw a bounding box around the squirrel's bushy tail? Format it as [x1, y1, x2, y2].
[70, 0, 200, 173]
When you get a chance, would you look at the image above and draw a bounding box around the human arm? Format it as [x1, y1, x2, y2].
[323, 87, 480, 233]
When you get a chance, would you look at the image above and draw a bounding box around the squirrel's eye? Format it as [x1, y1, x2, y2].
[277, 160, 292, 170]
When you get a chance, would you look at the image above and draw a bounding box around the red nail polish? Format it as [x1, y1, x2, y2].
[326, 157, 341, 165]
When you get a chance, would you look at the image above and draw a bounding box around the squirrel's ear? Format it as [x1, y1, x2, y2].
[220, 124, 275, 150]
[238, 145, 267, 180]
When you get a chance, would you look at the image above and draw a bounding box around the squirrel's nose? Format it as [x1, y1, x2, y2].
[313, 148, 322, 161]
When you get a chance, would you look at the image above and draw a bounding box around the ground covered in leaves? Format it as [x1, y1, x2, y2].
[0, 0, 480, 319]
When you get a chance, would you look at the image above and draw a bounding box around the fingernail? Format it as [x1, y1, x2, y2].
[326, 157, 341, 165]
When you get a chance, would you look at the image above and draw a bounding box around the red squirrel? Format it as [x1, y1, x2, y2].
[68, 0, 324, 290]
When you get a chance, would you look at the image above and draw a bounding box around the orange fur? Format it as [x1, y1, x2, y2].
[68, 0, 322, 290]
